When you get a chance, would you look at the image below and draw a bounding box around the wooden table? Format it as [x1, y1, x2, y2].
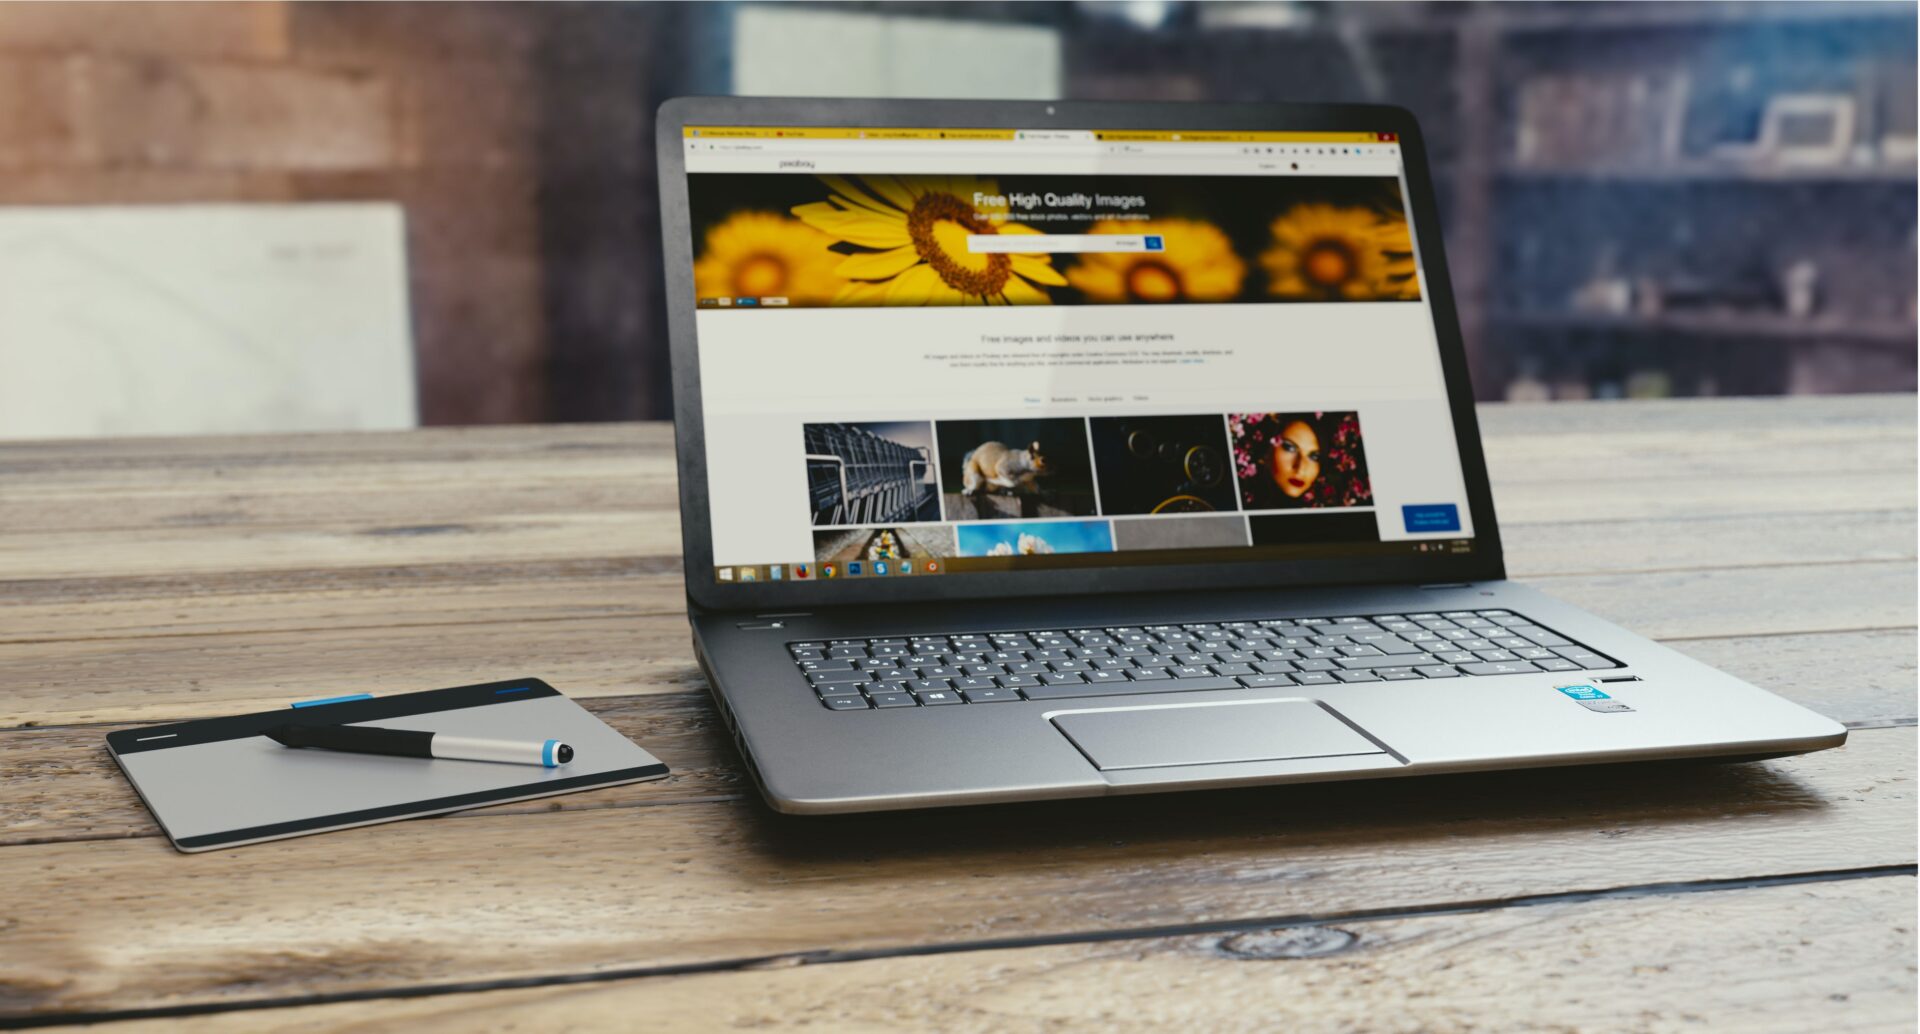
[2, 396, 1913, 1031]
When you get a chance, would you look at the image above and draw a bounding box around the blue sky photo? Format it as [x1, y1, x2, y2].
[955, 520, 1114, 557]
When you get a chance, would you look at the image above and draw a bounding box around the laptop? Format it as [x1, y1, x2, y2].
[654, 97, 1846, 813]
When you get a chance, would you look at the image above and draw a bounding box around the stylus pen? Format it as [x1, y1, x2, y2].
[264, 724, 575, 767]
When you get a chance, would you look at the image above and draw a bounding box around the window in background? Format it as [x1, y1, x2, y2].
[731, 6, 1062, 99]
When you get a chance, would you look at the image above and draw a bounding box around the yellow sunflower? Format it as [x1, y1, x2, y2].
[791, 176, 1066, 305]
[1065, 219, 1245, 303]
[693, 211, 844, 305]
[1262, 205, 1419, 301]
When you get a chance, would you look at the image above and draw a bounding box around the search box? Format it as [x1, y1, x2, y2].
[968, 234, 1165, 254]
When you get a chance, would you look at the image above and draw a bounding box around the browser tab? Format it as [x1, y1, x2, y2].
[1015, 130, 1096, 143]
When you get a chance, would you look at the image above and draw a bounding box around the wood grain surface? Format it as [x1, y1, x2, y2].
[0, 395, 1912, 1029]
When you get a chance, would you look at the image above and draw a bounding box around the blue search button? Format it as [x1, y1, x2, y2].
[1402, 503, 1461, 533]
[1144, 235, 1164, 251]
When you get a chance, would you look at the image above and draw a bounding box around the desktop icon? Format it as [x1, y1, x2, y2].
[769, 565, 783, 580]
[739, 568, 758, 582]
[794, 564, 810, 579]
[823, 564, 836, 579]
[873, 561, 888, 576]
[847, 561, 863, 576]
[718, 567, 733, 581]
[924, 560, 940, 573]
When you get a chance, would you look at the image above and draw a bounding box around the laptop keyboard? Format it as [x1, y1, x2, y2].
[790, 610, 1621, 710]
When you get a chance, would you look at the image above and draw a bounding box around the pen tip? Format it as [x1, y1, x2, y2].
[557, 743, 574, 764]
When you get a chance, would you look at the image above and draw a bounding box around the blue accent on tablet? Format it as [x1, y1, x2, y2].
[542, 739, 559, 767]
[291, 693, 375, 709]
[1402, 503, 1461, 533]
[494, 686, 532, 695]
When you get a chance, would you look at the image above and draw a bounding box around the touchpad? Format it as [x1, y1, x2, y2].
[1050, 699, 1388, 771]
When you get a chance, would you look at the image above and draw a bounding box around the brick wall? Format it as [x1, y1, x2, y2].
[0, 1, 550, 425]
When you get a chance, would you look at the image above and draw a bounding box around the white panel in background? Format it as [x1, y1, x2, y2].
[0, 204, 416, 440]
[732, 7, 1061, 99]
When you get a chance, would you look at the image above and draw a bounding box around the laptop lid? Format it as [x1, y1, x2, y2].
[656, 98, 1504, 612]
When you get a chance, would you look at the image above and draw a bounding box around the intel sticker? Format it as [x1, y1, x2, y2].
[1557, 683, 1633, 713]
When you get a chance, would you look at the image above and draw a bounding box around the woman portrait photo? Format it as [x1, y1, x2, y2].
[1230, 411, 1372, 511]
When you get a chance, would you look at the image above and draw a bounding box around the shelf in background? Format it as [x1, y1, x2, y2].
[1499, 163, 1917, 185]
[1491, 310, 1918, 349]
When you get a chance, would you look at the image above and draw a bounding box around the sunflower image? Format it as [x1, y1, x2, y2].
[1261, 205, 1419, 301]
[791, 176, 1066, 305]
[1065, 219, 1246, 303]
[692, 211, 844, 305]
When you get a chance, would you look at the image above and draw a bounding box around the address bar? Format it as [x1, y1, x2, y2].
[968, 233, 1166, 254]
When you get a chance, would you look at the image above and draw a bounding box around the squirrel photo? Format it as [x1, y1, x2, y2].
[960, 440, 1050, 497]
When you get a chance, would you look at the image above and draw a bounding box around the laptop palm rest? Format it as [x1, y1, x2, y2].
[1049, 698, 1394, 772]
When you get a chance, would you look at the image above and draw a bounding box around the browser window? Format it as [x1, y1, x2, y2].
[682, 126, 1476, 585]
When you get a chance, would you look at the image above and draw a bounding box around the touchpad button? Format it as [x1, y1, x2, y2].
[1050, 699, 1387, 772]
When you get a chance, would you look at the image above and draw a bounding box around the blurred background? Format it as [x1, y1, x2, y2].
[0, 0, 1912, 439]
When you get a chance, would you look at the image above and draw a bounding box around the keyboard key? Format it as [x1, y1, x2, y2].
[1534, 658, 1581, 671]
[1238, 673, 1295, 688]
[822, 695, 870, 710]
[1253, 660, 1297, 674]
[917, 689, 963, 706]
[1294, 658, 1338, 672]
[1337, 644, 1383, 657]
[1085, 670, 1130, 684]
[1127, 668, 1172, 681]
[1434, 651, 1476, 664]
[1041, 672, 1086, 686]
[1473, 650, 1518, 662]
[910, 678, 953, 692]
[1551, 648, 1617, 668]
[1292, 672, 1337, 685]
[1415, 665, 1461, 678]
[961, 687, 1021, 703]
[953, 677, 998, 691]
[1375, 639, 1428, 655]
[997, 674, 1043, 688]
[801, 659, 855, 672]
[1050, 660, 1092, 673]
[1513, 646, 1556, 660]
[1210, 663, 1255, 677]
[808, 670, 871, 685]
[1171, 665, 1214, 678]
[1377, 668, 1423, 680]
[1334, 669, 1381, 683]
[867, 693, 916, 708]
[1336, 654, 1437, 670]
[1459, 661, 1540, 676]
[816, 683, 866, 697]
[1021, 676, 1239, 700]
[1512, 627, 1571, 647]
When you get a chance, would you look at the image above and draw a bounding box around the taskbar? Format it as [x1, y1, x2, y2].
[713, 538, 1472, 585]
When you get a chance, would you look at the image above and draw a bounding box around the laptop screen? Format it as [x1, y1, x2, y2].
[680, 124, 1477, 587]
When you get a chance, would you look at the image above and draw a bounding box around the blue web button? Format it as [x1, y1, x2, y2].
[1402, 504, 1461, 533]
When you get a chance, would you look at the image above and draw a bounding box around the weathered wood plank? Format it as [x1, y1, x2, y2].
[0, 624, 1907, 849]
[0, 560, 1909, 728]
[91, 876, 1918, 1034]
[0, 728, 1909, 1018]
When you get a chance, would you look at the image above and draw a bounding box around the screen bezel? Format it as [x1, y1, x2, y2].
[656, 96, 1506, 613]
